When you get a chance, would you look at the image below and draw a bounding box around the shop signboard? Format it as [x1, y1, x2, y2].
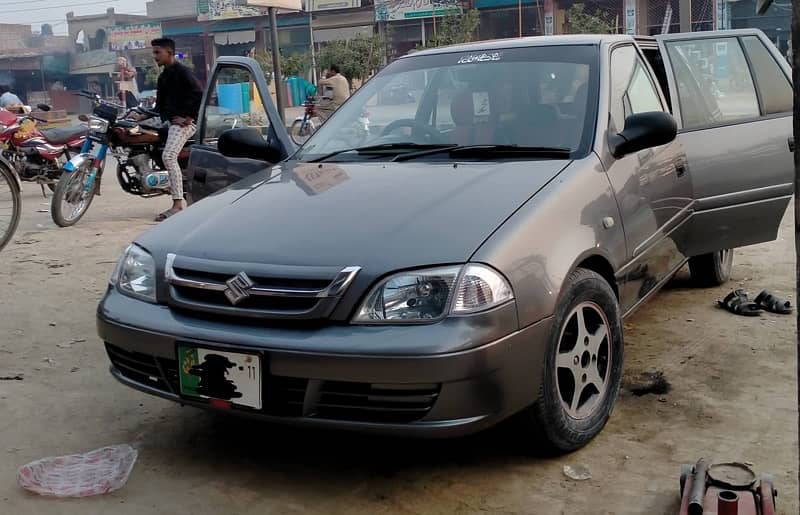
[198, 0, 264, 21]
[544, 0, 554, 35]
[107, 23, 163, 51]
[375, 0, 461, 21]
[311, 0, 361, 10]
[625, 0, 636, 35]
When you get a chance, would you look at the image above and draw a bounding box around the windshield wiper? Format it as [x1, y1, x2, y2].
[307, 143, 457, 163]
[393, 144, 572, 162]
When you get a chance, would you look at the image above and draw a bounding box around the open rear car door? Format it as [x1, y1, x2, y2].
[187, 56, 295, 203]
[655, 29, 793, 256]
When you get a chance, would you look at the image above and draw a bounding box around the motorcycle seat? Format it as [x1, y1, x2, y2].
[39, 125, 87, 145]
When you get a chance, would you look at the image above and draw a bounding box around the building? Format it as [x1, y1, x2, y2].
[66, 8, 151, 98]
[0, 24, 71, 105]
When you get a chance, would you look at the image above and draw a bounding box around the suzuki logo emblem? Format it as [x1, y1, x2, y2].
[224, 272, 255, 306]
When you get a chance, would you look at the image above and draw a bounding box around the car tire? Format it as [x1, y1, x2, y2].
[689, 249, 733, 287]
[519, 268, 624, 455]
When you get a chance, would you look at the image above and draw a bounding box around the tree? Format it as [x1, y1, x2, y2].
[423, 9, 480, 49]
[566, 3, 613, 34]
[317, 34, 385, 84]
[144, 58, 195, 88]
[252, 50, 311, 83]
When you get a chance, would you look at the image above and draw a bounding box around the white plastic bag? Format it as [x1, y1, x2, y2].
[17, 444, 138, 497]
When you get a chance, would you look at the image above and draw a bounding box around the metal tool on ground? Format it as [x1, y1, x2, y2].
[679, 460, 777, 515]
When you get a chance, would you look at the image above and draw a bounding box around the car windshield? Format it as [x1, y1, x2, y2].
[296, 45, 600, 162]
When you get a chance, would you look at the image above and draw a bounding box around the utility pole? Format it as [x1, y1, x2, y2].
[308, 9, 317, 84]
[757, 0, 799, 496]
[268, 7, 286, 124]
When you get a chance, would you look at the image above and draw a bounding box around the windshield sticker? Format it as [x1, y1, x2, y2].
[473, 92, 490, 118]
[457, 52, 502, 64]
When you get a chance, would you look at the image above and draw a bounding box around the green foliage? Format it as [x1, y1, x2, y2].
[253, 50, 311, 83]
[317, 34, 385, 83]
[566, 3, 614, 34]
[144, 66, 160, 88]
[142, 58, 195, 88]
[423, 9, 480, 49]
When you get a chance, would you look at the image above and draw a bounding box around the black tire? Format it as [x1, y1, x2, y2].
[0, 163, 21, 252]
[519, 268, 624, 454]
[290, 119, 314, 146]
[689, 249, 733, 287]
[51, 168, 96, 227]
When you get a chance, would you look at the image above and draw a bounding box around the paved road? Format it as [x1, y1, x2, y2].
[0, 179, 796, 514]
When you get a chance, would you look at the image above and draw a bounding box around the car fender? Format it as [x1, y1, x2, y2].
[471, 156, 626, 328]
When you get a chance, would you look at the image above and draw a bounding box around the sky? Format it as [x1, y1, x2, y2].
[4, 0, 149, 36]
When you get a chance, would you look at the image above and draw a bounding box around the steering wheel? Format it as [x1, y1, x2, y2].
[380, 119, 445, 144]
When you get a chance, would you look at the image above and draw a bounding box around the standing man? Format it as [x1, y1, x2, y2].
[316, 64, 350, 123]
[149, 38, 203, 221]
[116, 56, 139, 108]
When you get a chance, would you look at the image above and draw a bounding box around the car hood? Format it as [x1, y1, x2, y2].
[138, 159, 571, 273]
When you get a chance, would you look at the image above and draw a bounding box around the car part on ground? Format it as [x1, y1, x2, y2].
[679, 459, 777, 515]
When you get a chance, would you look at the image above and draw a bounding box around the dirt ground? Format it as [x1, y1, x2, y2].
[0, 178, 797, 514]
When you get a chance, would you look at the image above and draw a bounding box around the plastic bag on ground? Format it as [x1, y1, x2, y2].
[17, 444, 138, 497]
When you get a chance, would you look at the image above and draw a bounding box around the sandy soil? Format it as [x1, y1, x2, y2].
[0, 179, 796, 514]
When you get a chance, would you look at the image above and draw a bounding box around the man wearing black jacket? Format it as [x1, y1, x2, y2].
[149, 37, 203, 221]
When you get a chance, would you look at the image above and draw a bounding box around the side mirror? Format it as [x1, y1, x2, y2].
[37, 104, 51, 112]
[608, 111, 677, 159]
[218, 127, 283, 163]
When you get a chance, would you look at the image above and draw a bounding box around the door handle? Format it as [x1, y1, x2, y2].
[789, 137, 795, 153]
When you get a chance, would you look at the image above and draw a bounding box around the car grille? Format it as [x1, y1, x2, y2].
[106, 343, 439, 423]
[313, 381, 441, 423]
[105, 343, 178, 394]
[164, 254, 360, 321]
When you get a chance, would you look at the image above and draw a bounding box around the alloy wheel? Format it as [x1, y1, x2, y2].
[555, 301, 612, 420]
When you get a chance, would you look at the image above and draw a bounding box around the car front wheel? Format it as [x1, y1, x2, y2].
[520, 268, 624, 454]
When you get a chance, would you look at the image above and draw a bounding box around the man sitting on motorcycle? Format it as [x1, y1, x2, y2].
[133, 37, 203, 221]
[316, 65, 350, 123]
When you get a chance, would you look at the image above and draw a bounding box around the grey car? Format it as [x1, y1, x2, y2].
[98, 30, 792, 453]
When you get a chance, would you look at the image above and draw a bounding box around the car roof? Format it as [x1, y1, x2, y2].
[405, 34, 639, 58]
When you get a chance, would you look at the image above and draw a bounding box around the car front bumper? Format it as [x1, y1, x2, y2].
[97, 287, 552, 438]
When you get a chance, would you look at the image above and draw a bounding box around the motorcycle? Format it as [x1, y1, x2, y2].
[50, 91, 192, 227]
[290, 97, 319, 146]
[0, 105, 87, 195]
[289, 97, 370, 147]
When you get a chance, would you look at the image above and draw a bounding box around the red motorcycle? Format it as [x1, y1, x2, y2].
[0, 105, 87, 194]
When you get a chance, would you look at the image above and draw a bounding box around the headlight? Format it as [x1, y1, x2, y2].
[111, 244, 157, 302]
[88, 116, 109, 133]
[353, 264, 513, 323]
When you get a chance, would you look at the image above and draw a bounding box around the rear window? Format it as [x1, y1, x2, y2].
[740, 36, 792, 115]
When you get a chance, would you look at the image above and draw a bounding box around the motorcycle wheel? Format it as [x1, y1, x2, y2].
[290, 119, 315, 146]
[51, 166, 97, 228]
[0, 162, 21, 252]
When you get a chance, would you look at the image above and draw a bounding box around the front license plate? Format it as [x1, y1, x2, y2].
[178, 346, 261, 409]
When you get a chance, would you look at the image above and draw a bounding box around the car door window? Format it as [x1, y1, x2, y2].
[202, 66, 270, 144]
[740, 36, 792, 115]
[665, 38, 760, 129]
[609, 45, 663, 132]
